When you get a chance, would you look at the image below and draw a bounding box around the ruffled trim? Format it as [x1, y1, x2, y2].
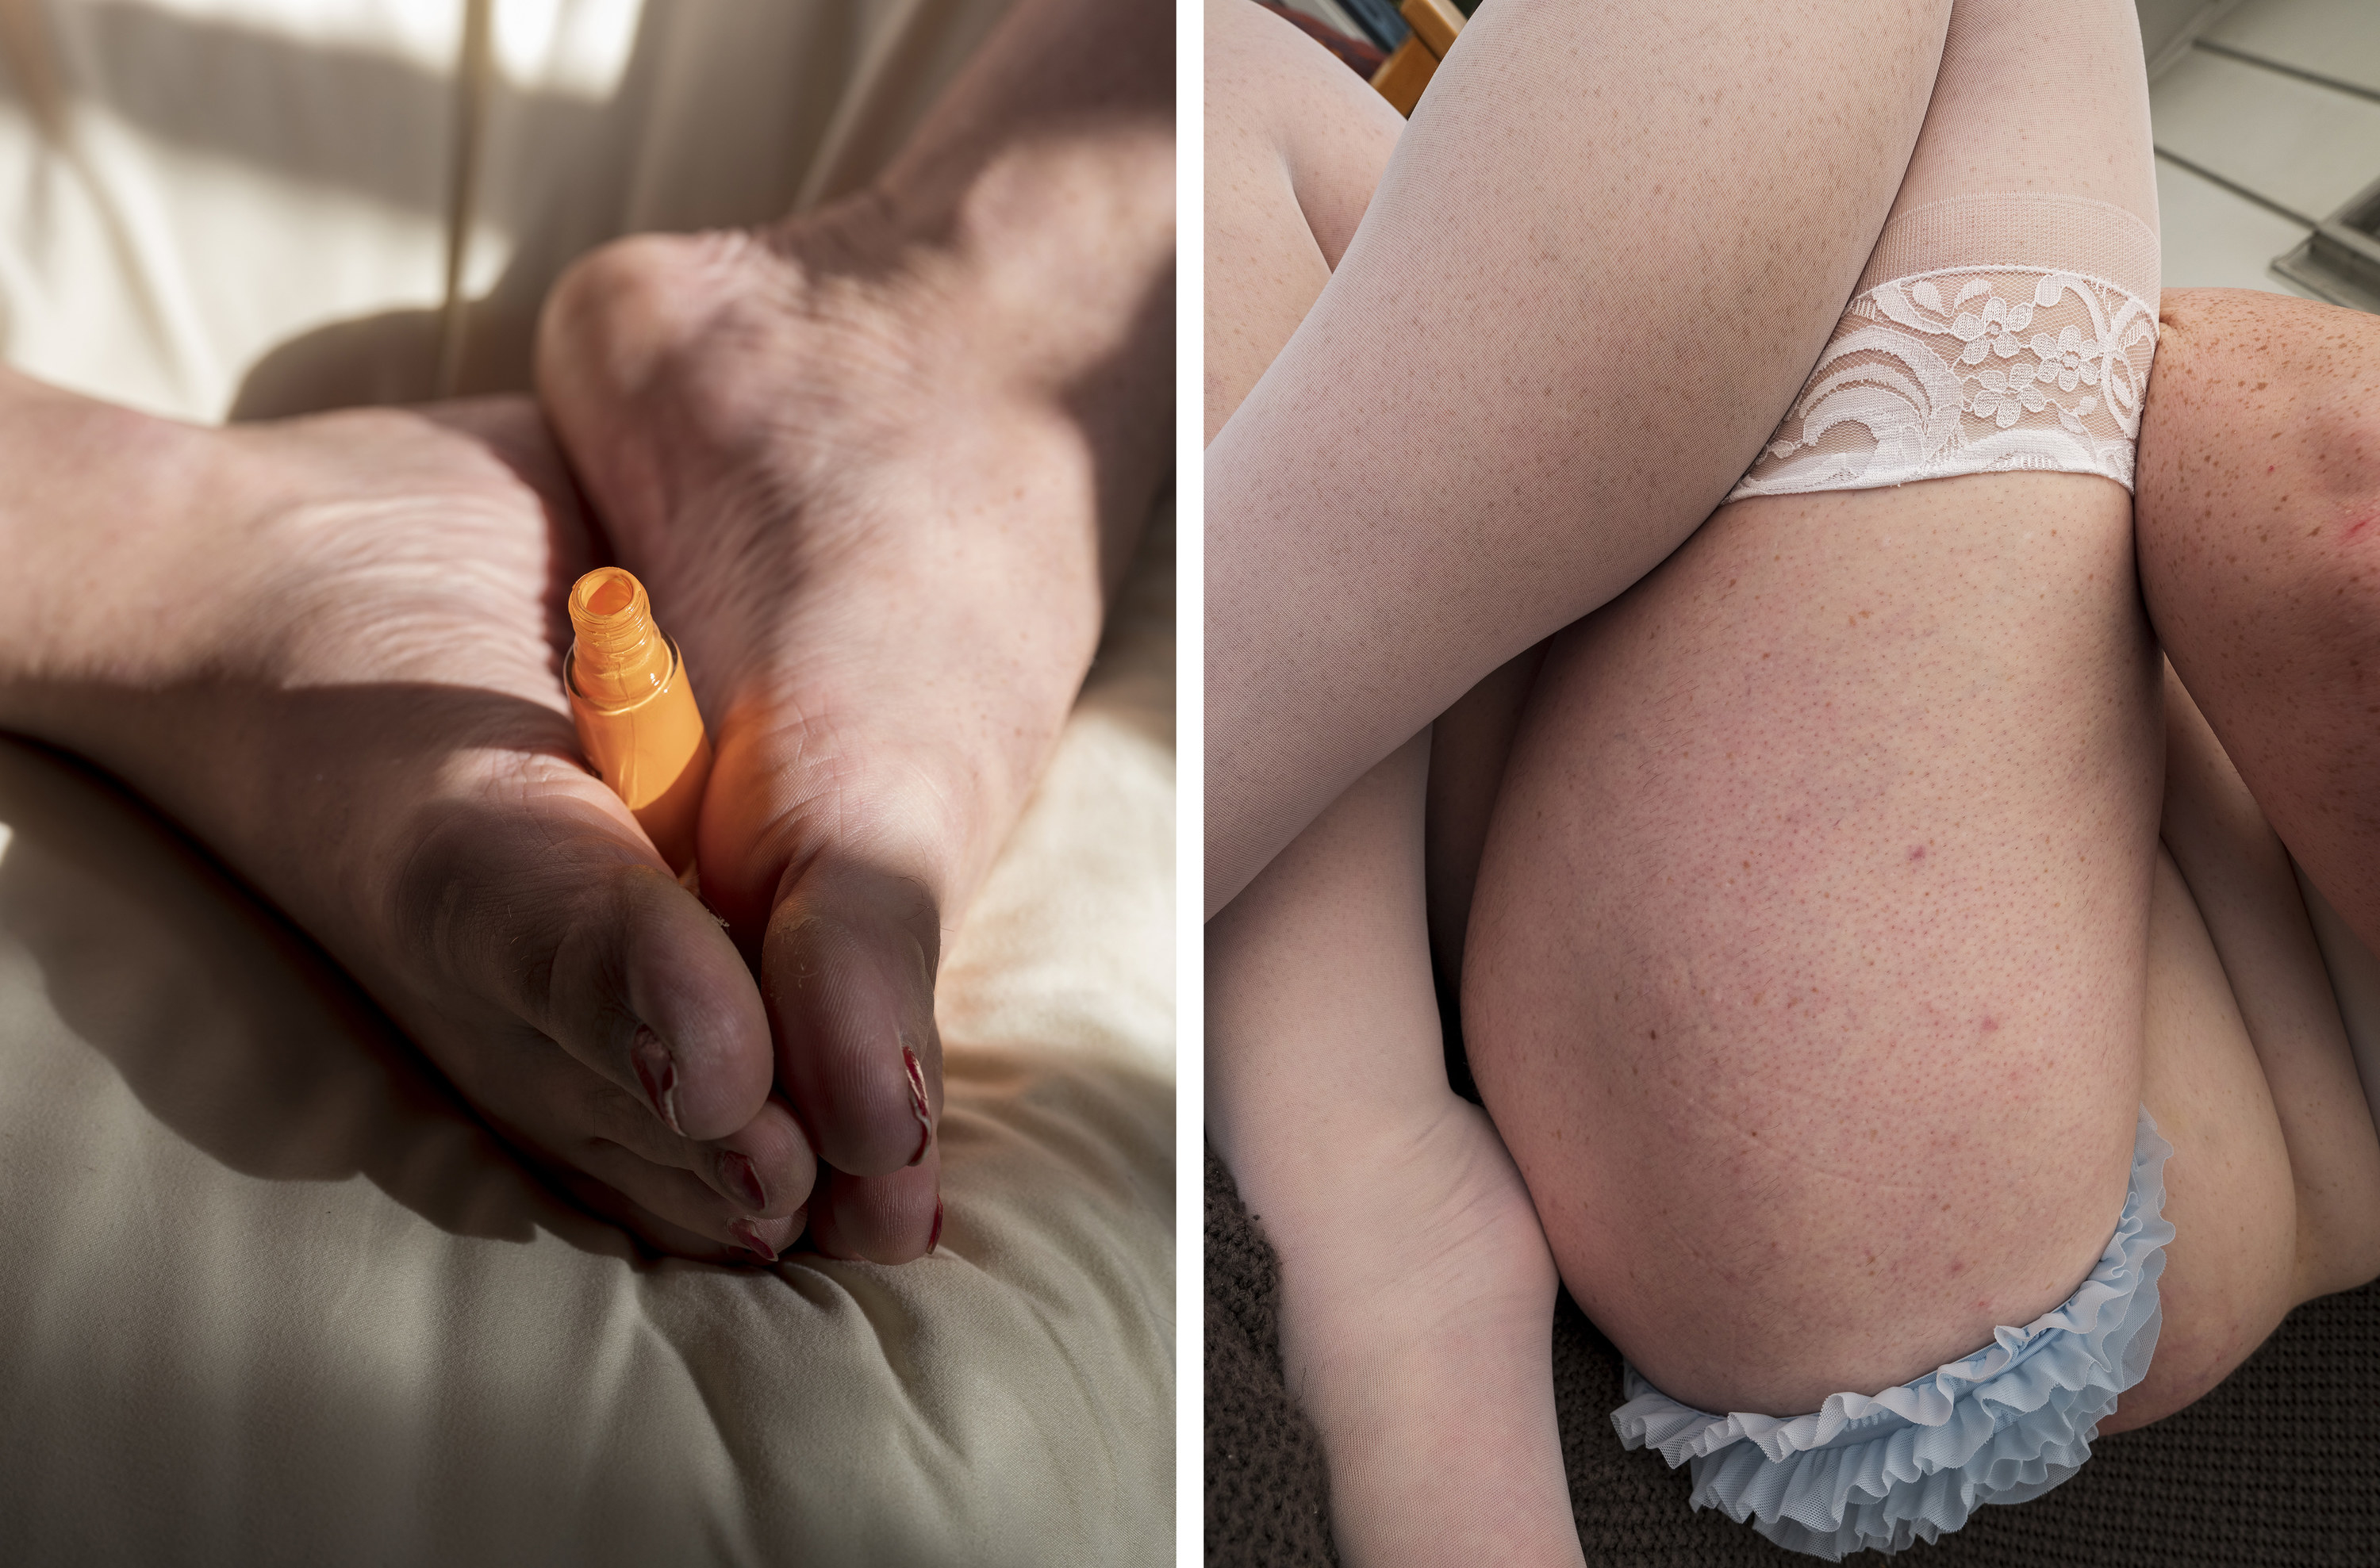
[1611, 1106, 2174, 1560]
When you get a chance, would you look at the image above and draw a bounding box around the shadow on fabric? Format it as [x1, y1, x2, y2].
[0, 730, 631, 1257]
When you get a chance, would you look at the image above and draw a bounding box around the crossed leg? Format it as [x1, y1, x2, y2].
[1212, 0, 2380, 1559]
[1464, 0, 2380, 1444]
[1465, 0, 2169, 1417]
[1204, 0, 1955, 914]
[1206, 0, 1952, 1555]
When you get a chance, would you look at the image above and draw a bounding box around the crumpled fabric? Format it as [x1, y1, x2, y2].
[1613, 1106, 2174, 1561]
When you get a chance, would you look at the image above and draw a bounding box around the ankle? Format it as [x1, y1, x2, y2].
[0, 376, 242, 722]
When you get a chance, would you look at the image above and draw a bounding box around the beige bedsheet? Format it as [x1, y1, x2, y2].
[0, 2, 1174, 1562]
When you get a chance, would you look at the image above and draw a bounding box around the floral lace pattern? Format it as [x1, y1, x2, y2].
[1727, 267, 2157, 501]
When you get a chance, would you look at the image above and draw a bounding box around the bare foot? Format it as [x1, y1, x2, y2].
[1211, 738, 1583, 1566]
[537, 164, 1169, 1258]
[1253, 1096, 1582, 1567]
[0, 375, 810, 1263]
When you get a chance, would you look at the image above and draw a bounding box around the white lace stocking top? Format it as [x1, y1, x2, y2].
[1728, 193, 2159, 500]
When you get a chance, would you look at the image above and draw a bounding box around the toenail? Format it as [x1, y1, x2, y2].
[727, 1218, 778, 1263]
[631, 1028, 682, 1136]
[903, 1044, 933, 1166]
[927, 1198, 944, 1256]
[720, 1150, 767, 1212]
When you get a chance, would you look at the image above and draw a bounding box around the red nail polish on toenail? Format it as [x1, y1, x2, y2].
[632, 1028, 682, 1135]
[720, 1151, 767, 1212]
[903, 1045, 933, 1166]
[727, 1219, 777, 1263]
[927, 1199, 944, 1256]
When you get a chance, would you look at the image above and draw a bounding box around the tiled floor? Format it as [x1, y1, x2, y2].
[2202, 0, 2380, 94]
[2146, 0, 2380, 302]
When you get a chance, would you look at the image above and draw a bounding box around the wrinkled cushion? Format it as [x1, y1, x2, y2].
[0, 4, 1172, 1558]
[0, 508, 1173, 1567]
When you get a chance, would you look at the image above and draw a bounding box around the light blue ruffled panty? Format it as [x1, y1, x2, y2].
[1611, 1106, 2175, 1561]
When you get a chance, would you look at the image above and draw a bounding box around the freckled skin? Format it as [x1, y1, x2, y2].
[1460, 287, 2380, 1429]
[2136, 289, 2380, 955]
[1464, 469, 2158, 1417]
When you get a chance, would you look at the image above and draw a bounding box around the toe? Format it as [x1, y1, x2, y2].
[393, 778, 776, 1145]
[552, 1160, 806, 1266]
[758, 855, 944, 1178]
[506, 1068, 815, 1254]
[701, 1096, 814, 1219]
[568, 1066, 816, 1221]
[805, 1152, 943, 1264]
[606, 862, 777, 1141]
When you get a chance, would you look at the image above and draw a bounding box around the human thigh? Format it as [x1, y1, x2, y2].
[1464, 471, 2159, 1419]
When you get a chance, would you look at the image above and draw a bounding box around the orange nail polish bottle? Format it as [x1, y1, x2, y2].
[566, 567, 712, 876]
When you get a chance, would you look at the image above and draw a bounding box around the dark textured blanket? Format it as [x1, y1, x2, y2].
[1207, 1141, 2380, 1566]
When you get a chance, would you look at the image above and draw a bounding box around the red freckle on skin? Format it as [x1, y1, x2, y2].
[1909, 845, 1925, 861]
[1981, 1017, 1998, 1032]
[1949, 1260, 1966, 1276]
[2345, 512, 2377, 545]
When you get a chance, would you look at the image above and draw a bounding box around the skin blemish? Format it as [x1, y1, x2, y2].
[1908, 845, 1925, 861]
[1948, 1259, 1967, 1277]
[1981, 1017, 1998, 1032]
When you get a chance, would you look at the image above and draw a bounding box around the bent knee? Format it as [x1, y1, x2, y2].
[2139, 289, 2380, 649]
[2143, 287, 2380, 513]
